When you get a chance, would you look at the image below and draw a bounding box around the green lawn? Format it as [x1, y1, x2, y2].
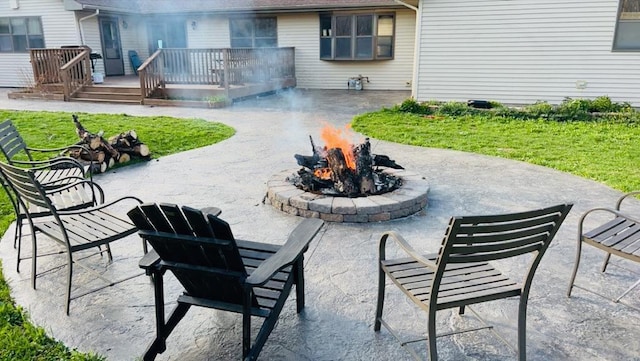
[352, 109, 640, 192]
[0, 110, 234, 360]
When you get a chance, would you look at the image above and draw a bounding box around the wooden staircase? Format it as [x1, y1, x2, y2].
[70, 85, 142, 104]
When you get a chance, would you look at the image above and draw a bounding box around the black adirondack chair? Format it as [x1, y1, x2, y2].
[0, 160, 143, 314]
[375, 204, 572, 361]
[127, 203, 325, 361]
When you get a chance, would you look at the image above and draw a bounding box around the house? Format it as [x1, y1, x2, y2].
[415, 0, 640, 106]
[0, 0, 419, 95]
[1, 0, 639, 106]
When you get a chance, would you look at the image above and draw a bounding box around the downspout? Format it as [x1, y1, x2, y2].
[393, 0, 421, 99]
[78, 9, 99, 45]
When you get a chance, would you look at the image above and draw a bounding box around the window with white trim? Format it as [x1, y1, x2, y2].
[230, 17, 277, 48]
[320, 13, 394, 60]
[613, 0, 640, 50]
[0, 17, 44, 53]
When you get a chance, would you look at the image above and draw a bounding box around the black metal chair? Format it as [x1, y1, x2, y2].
[0, 160, 143, 314]
[375, 204, 572, 361]
[567, 191, 640, 310]
[127, 203, 325, 361]
[0, 119, 93, 250]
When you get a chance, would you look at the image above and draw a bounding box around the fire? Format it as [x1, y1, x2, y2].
[320, 123, 357, 169]
[314, 167, 332, 180]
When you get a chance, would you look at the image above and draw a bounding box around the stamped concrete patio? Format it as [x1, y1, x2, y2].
[0, 88, 638, 360]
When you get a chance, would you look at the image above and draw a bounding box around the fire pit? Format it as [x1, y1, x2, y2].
[265, 125, 429, 222]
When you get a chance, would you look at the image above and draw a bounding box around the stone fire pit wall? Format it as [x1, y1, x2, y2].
[265, 168, 429, 223]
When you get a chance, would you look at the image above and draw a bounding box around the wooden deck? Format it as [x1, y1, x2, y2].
[22, 47, 297, 107]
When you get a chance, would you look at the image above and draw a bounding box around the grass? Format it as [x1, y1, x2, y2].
[0, 110, 234, 360]
[352, 109, 640, 192]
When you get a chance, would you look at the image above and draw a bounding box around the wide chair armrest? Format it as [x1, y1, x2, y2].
[246, 218, 324, 286]
[139, 249, 161, 274]
[379, 231, 438, 270]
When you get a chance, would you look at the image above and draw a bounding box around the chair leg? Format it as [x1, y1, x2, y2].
[16, 219, 23, 273]
[517, 296, 528, 361]
[374, 264, 386, 332]
[458, 306, 465, 315]
[294, 257, 305, 313]
[242, 290, 252, 360]
[600, 253, 611, 273]
[30, 223, 38, 289]
[427, 309, 438, 361]
[567, 237, 583, 297]
[65, 252, 73, 315]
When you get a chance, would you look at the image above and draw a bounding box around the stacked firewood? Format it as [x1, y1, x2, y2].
[69, 114, 150, 173]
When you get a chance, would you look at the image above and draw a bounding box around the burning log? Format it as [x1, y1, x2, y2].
[70, 115, 151, 173]
[291, 126, 403, 197]
[327, 147, 358, 196]
[354, 139, 375, 194]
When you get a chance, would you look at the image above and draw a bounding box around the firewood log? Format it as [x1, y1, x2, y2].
[118, 153, 131, 163]
[327, 148, 358, 196]
[69, 148, 105, 163]
[355, 139, 376, 194]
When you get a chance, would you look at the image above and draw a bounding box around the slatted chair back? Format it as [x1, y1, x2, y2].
[432, 204, 572, 301]
[128, 203, 257, 306]
[0, 160, 52, 211]
[0, 119, 34, 163]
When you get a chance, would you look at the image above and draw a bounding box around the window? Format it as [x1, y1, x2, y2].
[230, 17, 277, 48]
[0, 17, 44, 52]
[320, 13, 394, 60]
[613, 0, 640, 50]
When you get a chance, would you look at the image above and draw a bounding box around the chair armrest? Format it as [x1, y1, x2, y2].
[200, 206, 222, 217]
[379, 231, 438, 270]
[246, 218, 324, 286]
[26, 144, 86, 154]
[139, 249, 161, 274]
[56, 195, 143, 215]
[616, 191, 640, 210]
[44, 178, 105, 204]
[578, 207, 640, 236]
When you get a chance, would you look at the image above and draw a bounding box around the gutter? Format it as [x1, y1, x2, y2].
[393, 0, 420, 99]
[78, 9, 99, 45]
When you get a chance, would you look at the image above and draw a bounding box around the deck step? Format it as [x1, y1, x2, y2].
[70, 97, 141, 105]
[82, 85, 140, 94]
[73, 91, 141, 101]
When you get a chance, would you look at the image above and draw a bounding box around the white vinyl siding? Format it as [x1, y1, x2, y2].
[176, 10, 415, 90]
[0, 0, 79, 87]
[416, 0, 640, 106]
[279, 10, 415, 90]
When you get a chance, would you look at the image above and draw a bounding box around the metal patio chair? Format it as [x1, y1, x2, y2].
[567, 191, 640, 310]
[127, 203, 325, 361]
[0, 160, 143, 314]
[0, 119, 93, 249]
[375, 204, 572, 361]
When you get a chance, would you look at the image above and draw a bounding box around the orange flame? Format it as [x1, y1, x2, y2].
[314, 168, 332, 180]
[320, 123, 357, 170]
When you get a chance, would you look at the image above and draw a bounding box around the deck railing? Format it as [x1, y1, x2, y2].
[138, 49, 164, 98]
[30, 47, 90, 90]
[59, 47, 92, 100]
[138, 47, 295, 99]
